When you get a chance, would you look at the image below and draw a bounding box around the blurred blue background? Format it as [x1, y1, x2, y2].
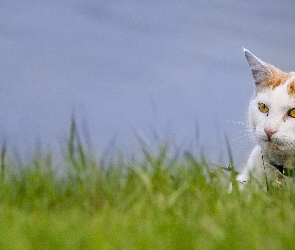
[1, 0, 295, 166]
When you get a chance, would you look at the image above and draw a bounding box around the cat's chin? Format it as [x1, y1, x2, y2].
[259, 139, 292, 154]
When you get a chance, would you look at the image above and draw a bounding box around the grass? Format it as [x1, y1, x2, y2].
[0, 120, 295, 249]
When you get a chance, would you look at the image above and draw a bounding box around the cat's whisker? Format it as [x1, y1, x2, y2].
[231, 130, 250, 137]
[228, 133, 253, 153]
[230, 130, 254, 145]
[223, 119, 244, 125]
[233, 137, 253, 149]
[230, 134, 252, 143]
[244, 128, 254, 133]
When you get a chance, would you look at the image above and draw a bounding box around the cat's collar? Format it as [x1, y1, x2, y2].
[269, 160, 295, 177]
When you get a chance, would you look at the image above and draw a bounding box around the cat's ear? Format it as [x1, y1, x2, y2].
[243, 48, 271, 86]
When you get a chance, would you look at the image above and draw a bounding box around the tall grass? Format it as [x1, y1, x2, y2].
[0, 119, 294, 249]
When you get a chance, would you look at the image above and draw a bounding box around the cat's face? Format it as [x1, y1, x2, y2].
[245, 49, 295, 155]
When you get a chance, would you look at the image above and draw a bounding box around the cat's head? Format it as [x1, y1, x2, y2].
[244, 49, 295, 157]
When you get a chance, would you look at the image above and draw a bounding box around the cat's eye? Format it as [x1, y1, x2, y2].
[288, 109, 295, 118]
[258, 103, 269, 114]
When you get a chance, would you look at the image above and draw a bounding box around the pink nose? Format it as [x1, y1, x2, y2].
[264, 127, 277, 139]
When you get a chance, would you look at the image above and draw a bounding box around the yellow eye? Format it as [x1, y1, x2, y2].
[288, 109, 295, 118]
[258, 103, 269, 113]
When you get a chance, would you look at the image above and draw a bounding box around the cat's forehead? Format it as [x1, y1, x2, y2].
[263, 64, 290, 89]
[259, 67, 295, 96]
[286, 73, 295, 95]
[256, 74, 295, 106]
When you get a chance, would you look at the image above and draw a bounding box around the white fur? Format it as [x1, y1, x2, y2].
[238, 50, 295, 186]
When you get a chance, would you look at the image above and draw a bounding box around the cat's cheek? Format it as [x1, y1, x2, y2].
[248, 108, 257, 129]
[249, 110, 262, 132]
[249, 120, 256, 133]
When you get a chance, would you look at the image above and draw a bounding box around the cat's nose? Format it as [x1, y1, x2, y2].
[264, 127, 277, 139]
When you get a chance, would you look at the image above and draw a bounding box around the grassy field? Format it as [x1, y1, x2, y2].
[0, 122, 295, 249]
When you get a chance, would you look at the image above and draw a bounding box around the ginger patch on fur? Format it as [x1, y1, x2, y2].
[287, 80, 295, 95]
[264, 64, 290, 90]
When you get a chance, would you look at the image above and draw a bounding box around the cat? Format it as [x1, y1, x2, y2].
[237, 49, 295, 186]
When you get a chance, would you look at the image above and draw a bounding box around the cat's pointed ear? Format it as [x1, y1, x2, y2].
[243, 48, 271, 86]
